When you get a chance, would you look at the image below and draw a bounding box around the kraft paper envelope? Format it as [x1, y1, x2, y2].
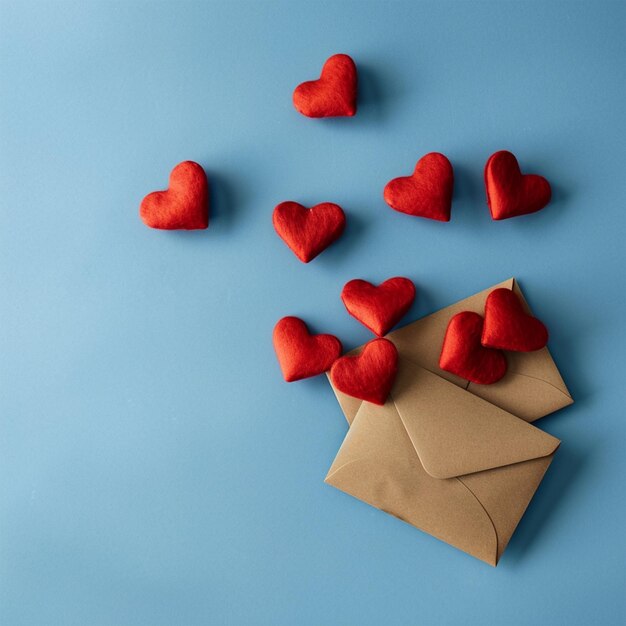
[326, 278, 573, 565]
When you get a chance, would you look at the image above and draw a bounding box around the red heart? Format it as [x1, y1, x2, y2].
[272, 201, 346, 263]
[484, 150, 551, 220]
[273, 317, 342, 382]
[140, 161, 209, 230]
[292, 54, 357, 118]
[330, 338, 398, 405]
[482, 288, 549, 352]
[383, 152, 454, 221]
[439, 311, 507, 385]
[341, 277, 416, 336]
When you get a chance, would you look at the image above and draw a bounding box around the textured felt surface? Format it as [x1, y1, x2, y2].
[273, 316, 342, 382]
[482, 287, 549, 352]
[341, 276, 415, 336]
[2, 2, 625, 626]
[485, 150, 552, 220]
[439, 311, 508, 384]
[140, 160, 209, 229]
[330, 338, 398, 405]
[293, 53, 357, 118]
[272, 200, 346, 262]
[384, 152, 454, 221]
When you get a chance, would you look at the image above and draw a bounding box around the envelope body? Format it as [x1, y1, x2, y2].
[326, 279, 573, 565]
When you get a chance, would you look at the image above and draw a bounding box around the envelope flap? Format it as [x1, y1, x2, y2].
[391, 360, 560, 479]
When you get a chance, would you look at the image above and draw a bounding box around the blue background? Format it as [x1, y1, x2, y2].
[1, 1, 625, 624]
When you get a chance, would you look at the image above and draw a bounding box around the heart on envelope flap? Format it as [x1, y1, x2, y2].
[482, 288, 549, 352]
[439, 311, 507, 384]
[330, 338, 398, 406]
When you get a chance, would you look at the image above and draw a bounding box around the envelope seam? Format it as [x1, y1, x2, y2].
[503, 371, 573, 400]
[455, 476, 499, 565]
[324, 458, 362, 483]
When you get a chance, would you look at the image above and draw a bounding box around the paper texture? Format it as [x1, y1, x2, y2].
[326, 278, 573, 565]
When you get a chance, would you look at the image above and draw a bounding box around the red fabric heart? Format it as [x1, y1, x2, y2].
[140, 161, 209, 230]
[482, 288, 549, 352]
[383, 152, 454, 221]
[293, 54, 357, 118]
[272, 201, 346, 263]
[484, 150, 551, 220]
[273, 317, 342, 382]
[341, 277, 416, 337]
[439, 311, 507, 385]
[330, 338, 398, 405]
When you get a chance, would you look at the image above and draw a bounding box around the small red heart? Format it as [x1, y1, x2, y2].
[482, 288, 549, 352]
[140, 161, 209, 230]
[341, 277, 416, 337]
[439, 311, 507, 385]
[273, 317, 342, 382]
[272, 201, 346, 263]
[330, 338, 398, 405]
[293, 54, 357, 118]
[383, 152, 454, 221]
[484, 150, 551, 220]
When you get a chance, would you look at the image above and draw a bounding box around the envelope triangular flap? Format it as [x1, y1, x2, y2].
[391, 360, 560, 479]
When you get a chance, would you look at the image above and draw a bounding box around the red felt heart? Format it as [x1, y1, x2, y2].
[341, 277, 416, 336]
[273, 317, 342, 382]
[293, 54, 357, 118]
[482, 288, 549, 352]
[484, 150, 551, 220]
[330, 338, 398, 405]
[383, 152, 454, 221]
[140, 161, 209, 230]
[272, 201, 346, 263]
[439, 311, 507, 385]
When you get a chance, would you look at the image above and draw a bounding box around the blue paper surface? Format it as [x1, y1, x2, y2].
[1, 1, 624, 624]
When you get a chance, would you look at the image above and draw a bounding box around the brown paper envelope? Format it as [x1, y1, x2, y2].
[330, 278, 573, 425]
[325, 279, 572, 565]
[325, 361, 560, 565]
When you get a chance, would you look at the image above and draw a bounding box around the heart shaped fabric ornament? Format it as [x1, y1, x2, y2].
[383, 152, 454, 221]
[330, 338, 398, 405]
[272, 201, 346, 263]
[482, 288, 549, 352]
[292, 54, 358, 118]
[341, 277, 416, 336]
[273, 317, 342, 382]
[484, 150, 551, 220]
[439, 311, 507, 384]
[140, 161, 209, 230]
